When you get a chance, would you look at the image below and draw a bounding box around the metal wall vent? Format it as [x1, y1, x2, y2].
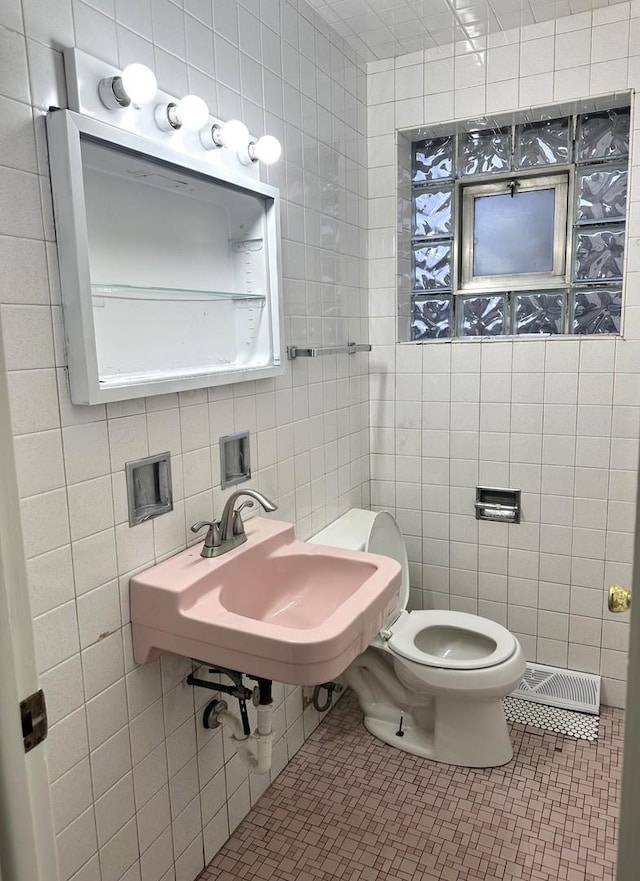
[510, 662, 600, 715]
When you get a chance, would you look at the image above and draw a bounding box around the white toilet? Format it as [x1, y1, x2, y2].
[309, 508, 526, 768]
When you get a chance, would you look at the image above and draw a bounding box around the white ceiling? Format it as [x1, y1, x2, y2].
[306, 0, 628, 61]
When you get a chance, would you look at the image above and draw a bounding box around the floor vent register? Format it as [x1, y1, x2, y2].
[504, 663, 601, 741]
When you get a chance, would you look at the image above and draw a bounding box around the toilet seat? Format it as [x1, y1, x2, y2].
[310, 507, 517, 673]
[387, 610, 517, 670]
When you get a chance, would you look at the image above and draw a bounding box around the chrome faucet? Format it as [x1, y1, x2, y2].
[190, 489, 277, 558]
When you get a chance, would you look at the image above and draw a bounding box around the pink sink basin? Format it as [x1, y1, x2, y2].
[130, 517, 401, 686]
[217, 553, 379, 628]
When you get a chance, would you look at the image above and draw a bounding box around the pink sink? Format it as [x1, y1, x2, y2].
[130, 517, 401, 686]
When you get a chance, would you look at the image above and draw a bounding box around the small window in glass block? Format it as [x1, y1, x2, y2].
[571, 285, 622, 334]
[513, 290, 565, 335]
[413, 136, 455, 183]
[515, 117, 570, 168]
[471, 187, 557, 277]
[576, 108, 630, 163]
[458, 295, 506, 336]
[413, 242, 452, 291]
[411, 295, 452, 339]
[576, 165, 627, 225]
[413, 187, 454, 239]
[459, 129, 511, 176]
[574, 226, 624, 282]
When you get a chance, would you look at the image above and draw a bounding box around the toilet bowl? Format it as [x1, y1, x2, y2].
[309, 509, 526, 768]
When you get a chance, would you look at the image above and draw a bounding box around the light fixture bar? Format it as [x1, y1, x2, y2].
[69, 49, 283, 170]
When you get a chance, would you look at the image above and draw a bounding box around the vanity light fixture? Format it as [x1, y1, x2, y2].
[239, 134, 282, 166]
[155, 94, 210, 132]
[92, 55, 281, 165]
[201, 118, 250, 151]
[98, 63, 158, 110]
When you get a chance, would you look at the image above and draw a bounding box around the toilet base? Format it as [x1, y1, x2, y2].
[344, 643, 521, 768]
[432, 696, 514, 767]
[363, 696, 514, 767]
[364, 714, 436, 760]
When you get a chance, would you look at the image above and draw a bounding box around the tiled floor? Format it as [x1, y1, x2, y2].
[198, 691, 624, 881]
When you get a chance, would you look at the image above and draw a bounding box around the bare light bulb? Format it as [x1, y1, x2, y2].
[120, 64, 157, 105]
[201, 119, 251, 152]
[252, 134, 282, 165]
[99, 63, 157, 110]
[217, 120, 250, 151]
[157, 94, 210, 132]
[172, 95, 210, 131]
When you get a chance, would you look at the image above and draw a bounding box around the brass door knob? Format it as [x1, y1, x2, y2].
[608, 584, 632, 613]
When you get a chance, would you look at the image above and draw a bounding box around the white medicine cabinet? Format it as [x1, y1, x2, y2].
[47, 110, 283, 404]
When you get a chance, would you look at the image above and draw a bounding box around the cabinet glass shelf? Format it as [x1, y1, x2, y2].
[91, 281, 269, 385]
[91, 284, 266, 302]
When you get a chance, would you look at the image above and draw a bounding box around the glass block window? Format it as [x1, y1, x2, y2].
[513, 291, 565, 335]
[576, 109, 630, 162]
[458, 295, 506, 336]
[411, 296, 452, 339]
[408, 103, 630, 340]
[413, 243, 452, 291]
[574, 226, 625, 281]
[572, 285, 622, 334]
[515, 118, 570, 168]
[460, 129, 511, 175]
[412, 136, 454, 182]
[576, 165, 627, 225]
[414, 187, 453, 238]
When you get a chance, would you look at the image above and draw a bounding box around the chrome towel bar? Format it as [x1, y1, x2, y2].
[287, 342, 372, 360]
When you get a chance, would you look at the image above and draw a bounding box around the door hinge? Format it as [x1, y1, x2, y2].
[20, 689, 48, 753]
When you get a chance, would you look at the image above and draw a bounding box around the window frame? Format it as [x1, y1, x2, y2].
[459, 171, 571, 294]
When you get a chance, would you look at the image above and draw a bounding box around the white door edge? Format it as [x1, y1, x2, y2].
[0, 325, 58, 880]
[617, 448, 640, 880]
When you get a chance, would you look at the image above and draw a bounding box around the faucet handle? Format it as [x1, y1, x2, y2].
[191, 520, 215, 534]
[190, 520, 221, 548]
[232, 501, 254, 536]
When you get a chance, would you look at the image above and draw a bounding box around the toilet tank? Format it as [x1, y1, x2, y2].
[308, 509, 378, 552]
[309, 509, 409, 615]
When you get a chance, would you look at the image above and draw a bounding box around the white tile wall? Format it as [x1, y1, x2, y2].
[367, 3, 640, 712]
[0, 2, 368, 880]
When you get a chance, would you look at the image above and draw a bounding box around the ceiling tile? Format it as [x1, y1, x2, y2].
[306, 0, 629, 61]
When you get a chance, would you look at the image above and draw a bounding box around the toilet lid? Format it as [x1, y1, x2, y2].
[387, 610, 517, 670]
[365, 511, 409, 618]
